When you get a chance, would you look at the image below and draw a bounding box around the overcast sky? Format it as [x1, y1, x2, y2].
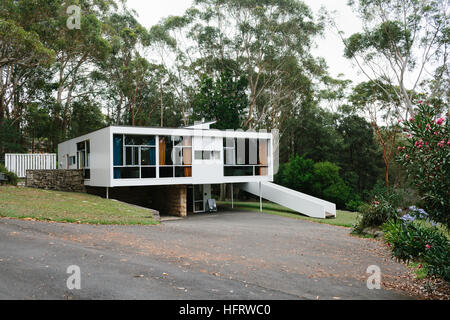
[126, 0, 365, 83]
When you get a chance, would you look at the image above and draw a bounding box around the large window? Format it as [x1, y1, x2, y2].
[77, 140, 90, 179]
[113, 134, 157, 179]
[223, 138, 269, 176]
[113, 134, 192, 179]
[159, 136, 192, 178]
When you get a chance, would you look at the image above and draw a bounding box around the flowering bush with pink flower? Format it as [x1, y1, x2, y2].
[396, 103, 450, 229]
[383, 218, 450, 280]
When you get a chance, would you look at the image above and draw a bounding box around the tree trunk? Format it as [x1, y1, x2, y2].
[384, 162, 389, 188]
[160, 80, 164, 127]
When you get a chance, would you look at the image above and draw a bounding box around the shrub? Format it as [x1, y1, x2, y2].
[275, 155, 314, 194]
[345, 199, 365, 212]
[397, 103, 450, 228]
[311, 162, 357, 208]
[275, 156, 359, 210]
[0, 164, 18, 186]
[353, 186, 400, 233]
[383, 219, 450, 280]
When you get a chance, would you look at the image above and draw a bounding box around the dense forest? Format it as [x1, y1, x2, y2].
[1, 0, 448, 208]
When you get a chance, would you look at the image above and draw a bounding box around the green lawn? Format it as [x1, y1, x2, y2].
[218, 200, 359, 227]
[0, 186, 159, 226]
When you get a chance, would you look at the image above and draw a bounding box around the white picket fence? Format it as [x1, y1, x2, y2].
[5, 154, 57, 178]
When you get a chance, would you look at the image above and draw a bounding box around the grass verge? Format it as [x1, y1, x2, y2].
[218, 200, 359, 227]
[0, 186, 159, 226]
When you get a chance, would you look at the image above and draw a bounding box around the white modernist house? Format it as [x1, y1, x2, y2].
[58, 122, 336, 219]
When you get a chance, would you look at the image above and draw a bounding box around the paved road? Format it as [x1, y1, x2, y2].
[0, 211, 416, 300]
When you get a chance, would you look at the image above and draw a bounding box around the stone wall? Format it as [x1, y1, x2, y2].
[26, 170, 86, 193]
[152, 185, 187, 217]
[86, 185, 188, 217]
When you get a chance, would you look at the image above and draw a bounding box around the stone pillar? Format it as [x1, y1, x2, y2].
[165, 185, 187, 217]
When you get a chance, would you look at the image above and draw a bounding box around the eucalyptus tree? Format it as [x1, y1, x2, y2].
[6, 0, 117, 145]
[342, 0, 449, 118]
[0, 0, 54, 127]
[191, 69, 249, 130]
[152, 0, 326, 130]
[149, 15, 196, 126]
[349, 80, 406, 187]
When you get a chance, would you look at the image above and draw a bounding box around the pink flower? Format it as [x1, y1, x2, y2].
[425, 244, 431, 249]
[436, 117, 445, 125]
[434, 132, 438, 135]
[438, 140, 445, 147]
[418, 264, 422, 269]
[405, 154, 409, 160]
[374, 201, 380, 205]
[410, 118, 415, 122]
[387, 243, 391, 247]
[398, 119, 402, 123]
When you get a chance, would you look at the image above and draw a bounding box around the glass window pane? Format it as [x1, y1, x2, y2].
[225, 149, 235, 165]
[113, 135, 123, 166]
[203, 151, 211, 160]
[159, 136, 173, 166]
[126, 147, 139, 165]
[249, 138, 257, 164]
[77, 142, 85, 151]
[258, 139, 268, 166]
[125, 135, 155, 146]
[236, 138, 246, 165]
[159, 167, 174, 178]
[183, 147, 192, 165]
[195, 151, 203, 160]
[183, 136, 192, 147]
[141, 167, 156, 178]
[114, 167, 140, 179]
[126, 147, 132, 165]
[175, 166, 192, 177]
[173, 147, 183, 165]
[141, 147, 155, 166]
[224, 166, 254, 176]
[257, 166, 269, 176]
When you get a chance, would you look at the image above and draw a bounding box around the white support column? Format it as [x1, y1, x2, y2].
[155, 135, 160, 179]
[259, 181, 262, 213]
[231, 184, 234, 209]
[106, 187, 109, 199]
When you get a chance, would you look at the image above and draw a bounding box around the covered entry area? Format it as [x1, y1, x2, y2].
[187, 184, 212, 214]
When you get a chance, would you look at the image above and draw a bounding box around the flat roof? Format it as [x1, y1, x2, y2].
[59, 125, 274, 145]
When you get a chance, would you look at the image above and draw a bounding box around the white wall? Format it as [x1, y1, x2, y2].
[192, 134, 223, 183]
[58, 127, 111, 187]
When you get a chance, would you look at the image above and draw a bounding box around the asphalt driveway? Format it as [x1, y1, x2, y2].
[0, 211, 417, 300]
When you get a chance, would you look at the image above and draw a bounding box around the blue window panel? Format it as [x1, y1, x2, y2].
[114, 167, 121, 179]
[113, 135, 123, 166]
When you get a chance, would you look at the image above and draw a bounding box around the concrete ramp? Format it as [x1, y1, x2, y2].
[240, 182, 336, 219]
